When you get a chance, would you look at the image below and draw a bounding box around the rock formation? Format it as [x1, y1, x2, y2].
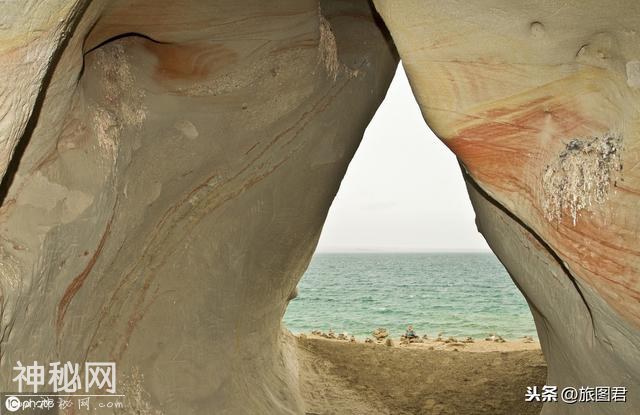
[0, 0, 638, 414]
[374, 1, 640, 413]
[0, 0, 397, 413]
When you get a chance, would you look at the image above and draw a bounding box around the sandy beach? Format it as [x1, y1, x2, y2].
[297, 333, 546, 415]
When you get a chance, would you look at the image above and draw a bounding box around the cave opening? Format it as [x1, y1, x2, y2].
[283, 65, 538, 343]
[284, 63, 547, 415]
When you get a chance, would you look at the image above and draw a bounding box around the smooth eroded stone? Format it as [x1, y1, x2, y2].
[374, 1, 640, 413]
[0, 1, 397, 413]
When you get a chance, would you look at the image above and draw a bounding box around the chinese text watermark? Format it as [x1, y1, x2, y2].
[526, 385, 627, 404]
[12, 361, 116, 394]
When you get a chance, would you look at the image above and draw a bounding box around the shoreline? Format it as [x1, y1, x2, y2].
[296, 331, 541, 353]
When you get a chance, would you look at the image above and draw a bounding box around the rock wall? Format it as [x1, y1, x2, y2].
[0, 1, 397, 413]
[1, 0, 639, 414]
[373, 1, 640, 413]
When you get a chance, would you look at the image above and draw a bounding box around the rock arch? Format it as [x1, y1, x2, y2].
[0, 1, 638, 414]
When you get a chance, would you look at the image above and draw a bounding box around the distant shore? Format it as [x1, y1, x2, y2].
[296, 330, 540, 353]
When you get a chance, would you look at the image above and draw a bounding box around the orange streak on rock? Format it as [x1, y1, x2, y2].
[144, 41, 238, 81]
[443, 94, 639, 325]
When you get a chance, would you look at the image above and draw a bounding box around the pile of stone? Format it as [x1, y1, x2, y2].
[372, 327, 389, 340]
[309, 329, 336, 339]
[310, 329, 355, 342]
[442, 336, 466, 347]
[400, 334, 425, 345]
[485, 333, 506, 343]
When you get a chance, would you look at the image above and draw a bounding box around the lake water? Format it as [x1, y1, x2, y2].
[284, 253, 538, 340]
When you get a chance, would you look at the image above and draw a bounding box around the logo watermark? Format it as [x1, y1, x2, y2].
[2, 361, 126, 413]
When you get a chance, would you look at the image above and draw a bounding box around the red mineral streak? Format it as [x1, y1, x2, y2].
[56, 208, 116, 333]
[144, 41, 238, 82]
[445, 96, 604, 184]
[443, 97, 639, 325]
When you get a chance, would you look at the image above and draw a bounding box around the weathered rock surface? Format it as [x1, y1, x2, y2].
[1, 1, 639, 414]
[374, 1, 640, 413]
[0, 1, 396, 413]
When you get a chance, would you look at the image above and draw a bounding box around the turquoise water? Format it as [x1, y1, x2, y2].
[284, 253, 538, 340]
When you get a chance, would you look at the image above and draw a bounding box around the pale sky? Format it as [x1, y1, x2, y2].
[316, 65, 490, 253]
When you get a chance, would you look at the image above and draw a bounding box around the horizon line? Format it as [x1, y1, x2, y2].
[314, 249, 493, 254]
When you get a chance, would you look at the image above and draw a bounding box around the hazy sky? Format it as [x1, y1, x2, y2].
[316, 66, 490, 253]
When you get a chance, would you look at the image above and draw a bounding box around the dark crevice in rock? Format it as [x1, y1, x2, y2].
[79, 31, 168, 82]
[0, 1, 93, 207]
[459, 161, 596, 337]
[84, 31, 169, 56]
